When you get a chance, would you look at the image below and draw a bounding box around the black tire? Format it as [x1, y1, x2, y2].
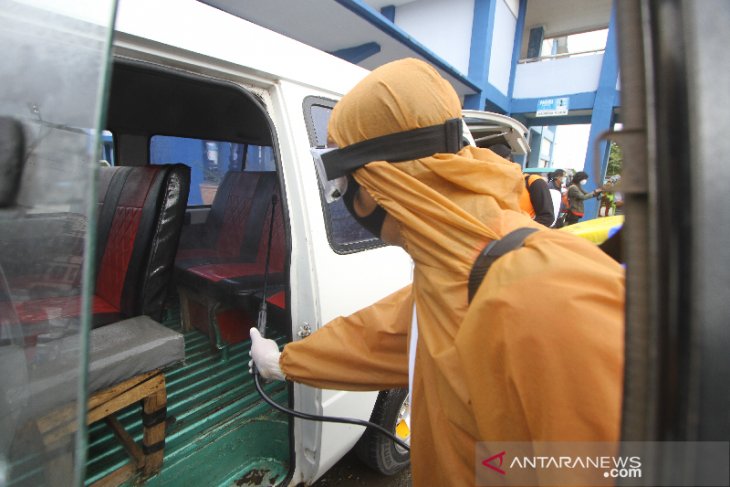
[355, 387, 411, 476]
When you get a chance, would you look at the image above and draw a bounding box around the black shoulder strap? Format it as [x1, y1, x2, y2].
[598, 226, 623, 262]
[467, 227, 539, 303]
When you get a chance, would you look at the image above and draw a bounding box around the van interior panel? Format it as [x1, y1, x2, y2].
[81, 61, 292, 485]
[107, 64, 272, 146]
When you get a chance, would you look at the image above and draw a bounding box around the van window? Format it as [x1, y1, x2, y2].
[150, 135, 275, 206]
[303, 97, 384, 253]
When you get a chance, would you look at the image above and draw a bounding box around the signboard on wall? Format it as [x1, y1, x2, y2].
[536, 97, 569, 117]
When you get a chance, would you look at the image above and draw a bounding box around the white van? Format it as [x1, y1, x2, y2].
[0, 0, 411, 485]
[5, 2, 730, 487]
[0, 1, 531, 486]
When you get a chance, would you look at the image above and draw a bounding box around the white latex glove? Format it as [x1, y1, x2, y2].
[248, 328, 285, 381]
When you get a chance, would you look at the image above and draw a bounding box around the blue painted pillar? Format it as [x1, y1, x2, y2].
[380, 5, 395, 22]
[464, 0, 497, 109]
[507, 0, 529, 167]
[507, 0, 527, 112]
[528, 127, 542, 168]
[582, 4, 619, 219]
[548, 125, 557, 165]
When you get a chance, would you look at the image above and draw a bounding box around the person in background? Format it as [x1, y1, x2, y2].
[490, 144, 555, 227]
[548, 169, 568, 227]
[548, 169, 566, 193]
[599, 175, 623, 217]
[565, 170, 603, 225]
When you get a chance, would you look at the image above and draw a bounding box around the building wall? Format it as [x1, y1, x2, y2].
[388, 0, 608, 108]
[488, 0, 519, 96]
[394, 0, 474, 75]
[512, 53, 603, 98]
[520, 0, 612, 58]
[503, 0, 520, 17]
[528, 125, 555, 168]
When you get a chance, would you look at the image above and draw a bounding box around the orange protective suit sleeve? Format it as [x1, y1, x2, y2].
[279, 285, 413, 391]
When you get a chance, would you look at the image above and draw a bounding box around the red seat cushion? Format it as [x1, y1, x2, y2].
[16, 295, 119, 324]
[266, 290, 286, 310]
[175, 171, 286, 307]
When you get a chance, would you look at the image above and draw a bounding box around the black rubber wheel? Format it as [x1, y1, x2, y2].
[355, 387, 411, 475]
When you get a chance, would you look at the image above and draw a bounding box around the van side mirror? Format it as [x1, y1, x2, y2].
[0, 117, 25, 208]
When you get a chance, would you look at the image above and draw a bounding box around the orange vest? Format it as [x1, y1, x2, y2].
[519, 174, 543, 218]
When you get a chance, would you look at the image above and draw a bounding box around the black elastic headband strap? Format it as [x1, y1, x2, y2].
[322, 118, 463, 180]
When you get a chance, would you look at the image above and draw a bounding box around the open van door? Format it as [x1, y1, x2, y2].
[0, 2, 116, 484]
[462, 109, 531, 156]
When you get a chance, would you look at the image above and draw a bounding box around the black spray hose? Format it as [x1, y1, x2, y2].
[251, 193, 410, 452]
[253, 373, 410, 451]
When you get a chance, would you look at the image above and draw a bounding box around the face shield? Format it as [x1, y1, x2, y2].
[312, 118, 464, 237]
[311, 147, 348, 203]
[313, 118, 464, 202]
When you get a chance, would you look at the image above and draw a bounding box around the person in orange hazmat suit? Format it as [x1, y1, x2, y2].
[249, 58, 625, 486]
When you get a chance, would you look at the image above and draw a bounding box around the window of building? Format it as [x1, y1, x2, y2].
[539, 139, 552, 162]
[303, 97, 384, 254]
[541, 28, 608, 60]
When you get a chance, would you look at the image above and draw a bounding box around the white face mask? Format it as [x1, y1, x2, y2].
[580, 179, 588, 186]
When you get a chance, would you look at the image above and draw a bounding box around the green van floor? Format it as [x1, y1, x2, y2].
[85, 311, 291, 486]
